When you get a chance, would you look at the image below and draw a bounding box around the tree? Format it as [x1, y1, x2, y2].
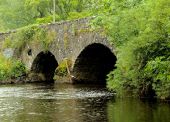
[102, 0, 170, 99]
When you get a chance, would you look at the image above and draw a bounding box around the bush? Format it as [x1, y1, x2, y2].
[67, 11, 92, 20]
[144, 57, 170, 99]
[35, 15, 61, 24]
[10, 60, 26, 78]
[0, 54, 26, 81]
[93, 0, 170, 99]
[55, 59, 72, 77]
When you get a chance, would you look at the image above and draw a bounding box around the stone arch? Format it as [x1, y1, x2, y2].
[72, 43, 117, 84]
[30, 51, 58, 82]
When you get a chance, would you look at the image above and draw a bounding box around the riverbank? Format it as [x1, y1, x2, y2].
[0, 74, 73, 85]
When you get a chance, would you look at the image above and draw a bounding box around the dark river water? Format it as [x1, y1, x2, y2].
[0, 83, 169, 122]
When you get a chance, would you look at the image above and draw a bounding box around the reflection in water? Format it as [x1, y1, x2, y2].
[107, 98, 170, 122]
[0, 83, 169, 122]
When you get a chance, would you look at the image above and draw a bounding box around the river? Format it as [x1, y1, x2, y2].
[0, 83, 169, 122]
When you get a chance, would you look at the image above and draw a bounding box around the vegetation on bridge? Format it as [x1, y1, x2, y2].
[3, 25, 55, 52]
[0, 0, 169, 99]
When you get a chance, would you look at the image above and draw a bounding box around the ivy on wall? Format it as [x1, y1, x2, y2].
[3, 25, 56, 53]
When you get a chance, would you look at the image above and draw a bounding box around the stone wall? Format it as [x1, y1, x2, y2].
[15, 17, 114, 70]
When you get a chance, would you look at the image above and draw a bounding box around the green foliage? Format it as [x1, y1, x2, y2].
[97, 0, 170, 99]
[3, 25, 40, 49]
[55, 59, 72, 77]
[0, 0, 34, 32]
[10, 60, 26, 78]
[0, 54, 26, 81]
[0, 0, 116, 31]
[67, 11, 92, 20]
[25, 0, 50, 18]
[3, 25, 55, 52]
[144, 57, 170, 99]
[35, 15, 61, 24]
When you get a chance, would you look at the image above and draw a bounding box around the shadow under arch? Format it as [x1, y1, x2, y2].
[31, 51, 58, 82]
[72, 43, 117, 85]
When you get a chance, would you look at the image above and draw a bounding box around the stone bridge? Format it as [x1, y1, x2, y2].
[0, 18, 117, 84]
